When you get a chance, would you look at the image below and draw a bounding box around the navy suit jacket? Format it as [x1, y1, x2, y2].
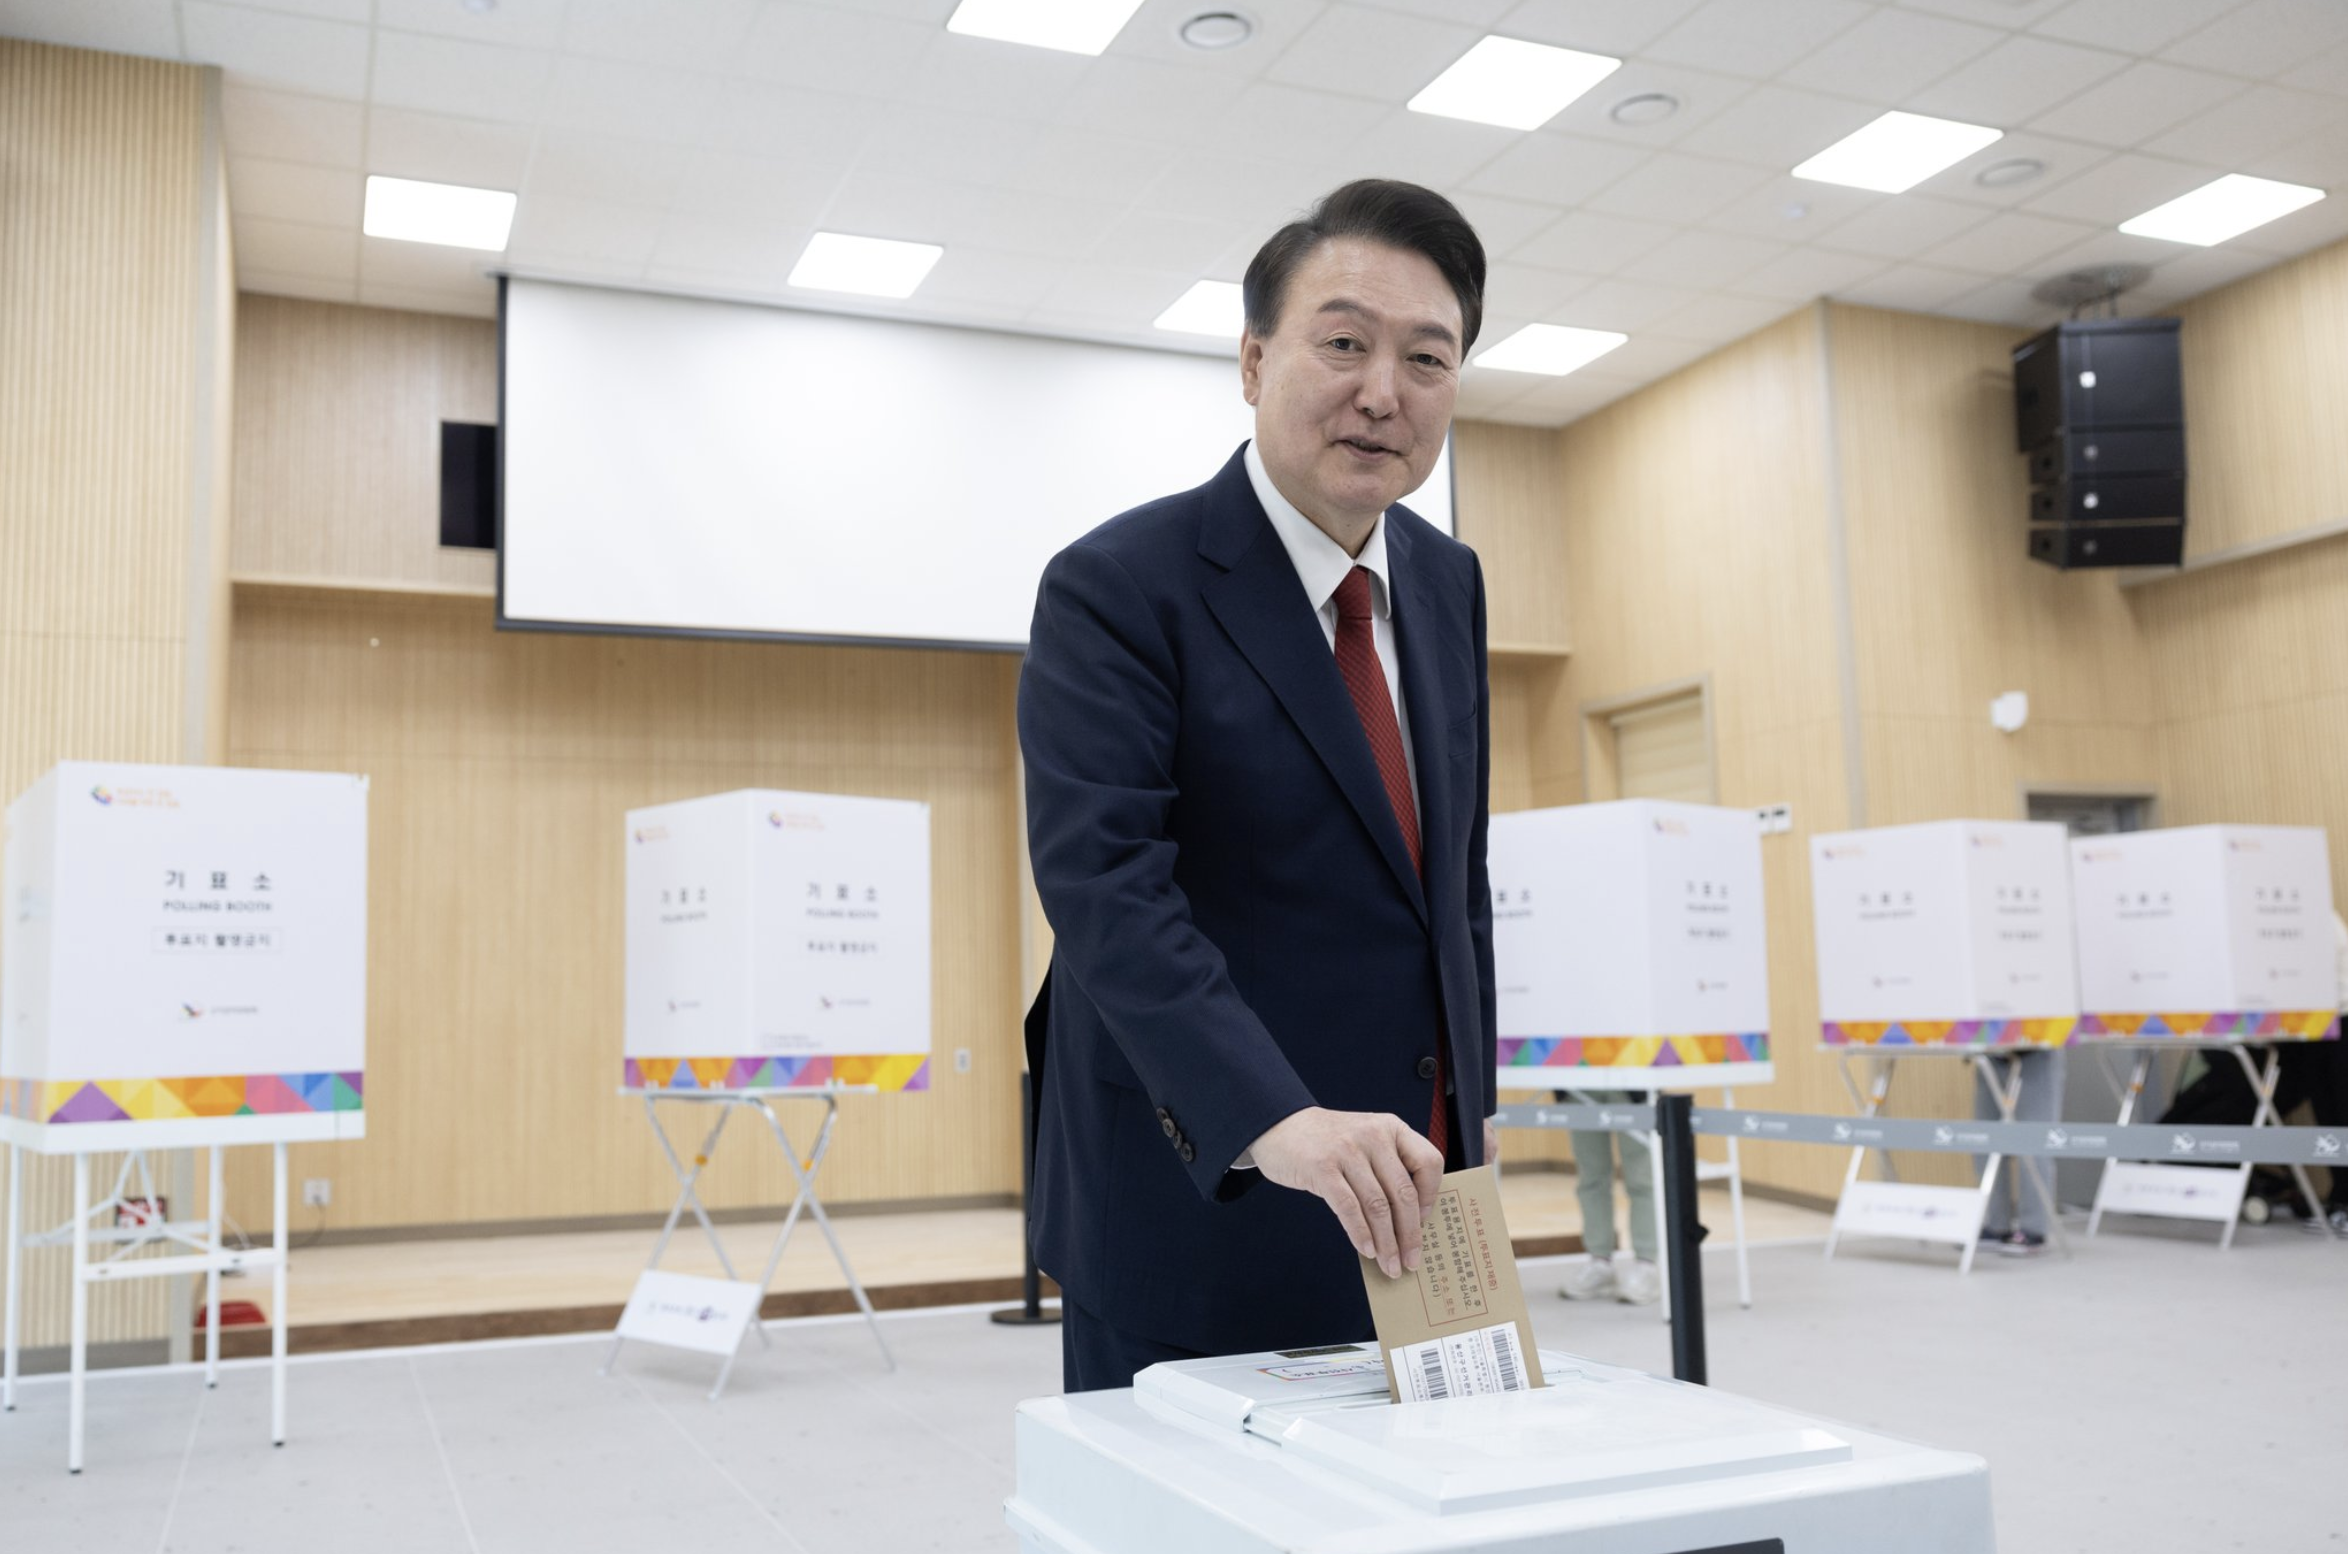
[1017, 443, 1495, 1354]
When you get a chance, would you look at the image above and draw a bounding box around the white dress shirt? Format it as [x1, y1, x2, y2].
[1243, 440, 1422, 811]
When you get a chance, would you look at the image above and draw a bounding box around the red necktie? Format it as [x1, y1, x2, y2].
[1332, 567, 1447, 1158]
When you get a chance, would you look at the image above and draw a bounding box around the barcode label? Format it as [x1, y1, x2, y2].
[1393, 1321, 1533, 1403]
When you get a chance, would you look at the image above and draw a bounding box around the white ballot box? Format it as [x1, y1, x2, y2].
[1, 762, 368, 1151]
[623, 789, 930, 1093]
[1812, 820, 2079, 1049]
[1006, 1344, 1995, 1554]
[2072, 825, 2338, 1041]
[1491, 800, 1772, 1090]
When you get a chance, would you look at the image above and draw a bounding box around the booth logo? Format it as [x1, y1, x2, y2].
[1651, 817, 1690, 837]
[179, 1003, 203, 1021]
[770, 811, 824, 831]
[2227, 838, 2263, 852]
[89, 785, 115, 806]
[633, 826, 669, 845]
[2079, 847, 2120, 864]
[1820, 845, 1863, 860]
[1968, 832, 2004, 849]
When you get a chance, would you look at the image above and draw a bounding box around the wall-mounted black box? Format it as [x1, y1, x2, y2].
[2013, 317, 2183, 452]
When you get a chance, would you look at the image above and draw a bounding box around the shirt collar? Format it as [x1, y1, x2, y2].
[1243, 440, 1394, 622]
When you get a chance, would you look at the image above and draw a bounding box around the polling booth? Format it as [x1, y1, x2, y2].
[608, 788, 930, 1395]
[2070, 824, 2340, 1245]
[1810, 820, 2078, 1271]
[1490, 799, 1771, 1307]
[1, 762, 368, 1471]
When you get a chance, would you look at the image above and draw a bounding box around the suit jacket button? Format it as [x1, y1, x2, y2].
[1161, 1116, 1177, 1138]
[1179, 1142, 1196, 1163]
[1417, 1056, 1439, 1081]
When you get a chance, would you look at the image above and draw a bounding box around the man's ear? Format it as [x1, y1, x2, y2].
[1239, 329, 1264, 407]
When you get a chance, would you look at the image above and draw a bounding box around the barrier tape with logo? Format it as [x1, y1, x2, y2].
[1491, 1102, 2347, 1168]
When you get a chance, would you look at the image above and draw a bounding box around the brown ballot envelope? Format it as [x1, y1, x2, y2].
[1359, 1165, 1546, 1403]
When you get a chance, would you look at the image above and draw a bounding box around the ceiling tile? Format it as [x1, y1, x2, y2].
[181, 3, 371, 97]
[1673, 85, 1884, 171]
[524, 132, 691, 210]
[2027, 62, 2247, 150]
[1813, 195, 1987, 259]
[235, 215, 359, 280]
[1648, 290, 1802, 342]
[1777, 8, 2007, 103]
[2017, 150, 2219, 223]
[1907, 35, 2132, 126]
[373, 0, 569, 51]
[1510, 209, 1677, 272]
[560, 0, 762, 73]
[2158, 0, 2348, 80]
[1189, 82, 1395, 161]
[2032, 228, 2196, 277]
[1580, 150, 1773, 223]
[237, 268, 362, 305]
[1465, 133, 1650, 206]
[541, 54, 720, 145]
[854, 110, 1046, 193]
[2029, 0, 2246, 55]
[1896, 0, 2072, 23]
[2241, 123, 2348, 189]
[0, 0, 180, 56]
[366, 109, 537, 190]
[1632, 229, 1794, 290]
[1337, 110, 1526, 191]
[1353, 0, 1519, 24]
[695, 81, 886, 160]
[1483, 260, 1599, 317]
[2145, 86, 2348, 167]
[1917, 208, 2099, 271]
[2210, 187, 2348, 252]
[1262, 6, 1484, 102]
[1833, 262, 1999, 312]
[1038, 262, 1204, 327]
[649, 214, 813, 277]
[370, 32, 554, 125]
[221, 86, 364, 168]
[1083, 209, 1250, 275]
[988, 132, 1183, 203]
[1552, 275, 1707, 330]
[1494, 0, 1711, 58]
[1109, 0, 1332, 70]
[815, 170, 978, 243]
[1050, 56, 1252, 145]
[1642, 0, 1876, 81]
[666, 149, 847, 223]
[913, 247, 1075, 313]
[2279, 41, 2348, 97]
[736, 1, 939, 92]
[1592, 333, 1716, 378]
[1938, 273, 2059, 326]
[1728, 245, 1885, 300]
[360, 233, 499, 290]
[226, 156, 360, 226]
[1497, 370, 1639, 424]
[899, 32, 1096, 123]
[1138, 152, 1331, 235]
[946, 188, 1127, 257]
[357, 279, 498, 319]
[1706, 175, 1883, 243]
[1433, 194, 1555, 260]
[1539, 60, 1755, 151]
[508, 195, 664, 268]
[1911, 129, 2112, 207]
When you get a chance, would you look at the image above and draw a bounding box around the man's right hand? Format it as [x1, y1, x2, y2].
[1246, 1108, 1446, 1280]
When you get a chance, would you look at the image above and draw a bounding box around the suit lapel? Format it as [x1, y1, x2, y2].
[1197, 452, 1429, 924]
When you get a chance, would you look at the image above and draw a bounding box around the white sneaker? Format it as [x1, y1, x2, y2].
[1559, 1258, 1617, 1301]
[1616, 1259, 1662, 1306]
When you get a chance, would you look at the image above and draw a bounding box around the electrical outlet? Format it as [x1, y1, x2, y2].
[954, 1048, 972, 1074]
[302, 1178, 332, 1208]
[1754, 803, 1793, 836]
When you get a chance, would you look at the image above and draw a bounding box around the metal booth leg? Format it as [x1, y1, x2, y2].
[69, 1151, 88, 1474]
[2088, 1049, 2154, 1239]
[2232, 1044, 2339, 1242]
[204, 1146, 223, 1388]
[3, 1140, 20, 1413]
[1827, 1054, 1894, 1262]
[271, 1141, 287, 1447]
[1722, 1087, 1753, 1309]
[750, 1097, 893, 1374]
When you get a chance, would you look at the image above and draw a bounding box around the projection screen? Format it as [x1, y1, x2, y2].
[498, 277, 1453, 651]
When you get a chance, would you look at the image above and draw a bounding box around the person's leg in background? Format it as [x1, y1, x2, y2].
[1972, 1057, 2016, 1243]
[2011, 1048, 2064, 1244]
[1562, 1113, 1620, 1301]
[1615, 1123, 1662, 1305]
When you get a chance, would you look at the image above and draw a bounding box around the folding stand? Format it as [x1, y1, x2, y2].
[3, 1136, 288, 1473]
[2085, 1038, 2338, 1247]
[1825, 1047, 2069, 1275]
[604, 1086, 894, 1399]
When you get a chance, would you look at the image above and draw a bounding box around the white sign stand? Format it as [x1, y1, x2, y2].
[1822, 1048, 2070, 1275]
[602, 1086, 894, 1399]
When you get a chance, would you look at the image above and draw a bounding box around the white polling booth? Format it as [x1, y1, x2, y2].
[1809, 820, 2078, 1270]
[610, 788, 930, 1394]
[1006, 1345, 1995, 1553]
[2070, 825, 2339, 1241]
[1, 761, 368, 1470]
[1490, 799, 1771, 1308]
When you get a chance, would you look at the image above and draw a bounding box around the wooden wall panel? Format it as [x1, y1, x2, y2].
[230, 295, 497, 593]
[0, 40, 225, 1352]
[1452, 420, 1569, 652]
[222, 590, 1025, 1232]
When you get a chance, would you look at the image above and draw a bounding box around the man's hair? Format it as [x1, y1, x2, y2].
[1242, 179, 1486, 354]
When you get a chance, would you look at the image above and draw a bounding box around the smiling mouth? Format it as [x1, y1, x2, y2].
[1337, 437, 1395, 458]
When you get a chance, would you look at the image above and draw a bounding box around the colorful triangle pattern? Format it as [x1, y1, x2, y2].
[1823, 1018, 2077, 1049]
[0, 1071, 365, 1125]
[2076, 1009, 2339, 1041]
[625, 1053, 931, 1094]
[1499, 1033, 1771, 1072]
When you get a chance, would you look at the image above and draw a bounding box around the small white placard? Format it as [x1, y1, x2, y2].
[2095, 1162, 2246, 1224]
[1832, 1182, 1986, 1247]
[1393, 1321, 1533, 1403]
[616, 1270, 762, 1357]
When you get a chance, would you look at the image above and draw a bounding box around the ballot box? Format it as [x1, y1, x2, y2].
[1005, 1344, 1995, 1554]
[622, 788, 931, 1093]
[1812, 819, 2079, 1049]
[2072, 825, 2338, 1041]
[1492, 799, 1772, 1090]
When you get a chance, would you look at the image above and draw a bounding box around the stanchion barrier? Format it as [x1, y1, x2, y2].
[1655, 1095, 1708, 1386]
[991, 1068, 1061, 1328]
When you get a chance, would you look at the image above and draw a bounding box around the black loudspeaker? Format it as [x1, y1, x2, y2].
[2014, 318, 2185, 571]
[439, 421, 498, 550]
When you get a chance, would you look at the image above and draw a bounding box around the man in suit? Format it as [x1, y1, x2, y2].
[1019, 179, 1497, 1392]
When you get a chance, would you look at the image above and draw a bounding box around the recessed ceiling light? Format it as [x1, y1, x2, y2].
[1473, 323, 1627, 377]
[361, 174, 515, 250]
[1154, 279, 1244, 337]
[1975, 157, 2046, 189]
[947, 0, 1148, 56]
[460, 0, 496, 13]
[1408, 37, 1621, 132]
[1781, 201, 1811, 222]
[787, 233, 944, 298]
[2119, 173, 2325, 246]
[1608, 92, 1679, 126]
[1177, 10, 1252, 50]
[1792, 111, 2002, 194]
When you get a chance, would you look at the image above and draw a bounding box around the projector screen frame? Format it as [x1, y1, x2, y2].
[491, 274, 1460, 655]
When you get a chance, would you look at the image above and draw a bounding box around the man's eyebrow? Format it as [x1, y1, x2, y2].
[1312, 297, 1460, 351]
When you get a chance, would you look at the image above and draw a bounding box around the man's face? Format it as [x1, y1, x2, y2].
[1240, 236, 1463, 545]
